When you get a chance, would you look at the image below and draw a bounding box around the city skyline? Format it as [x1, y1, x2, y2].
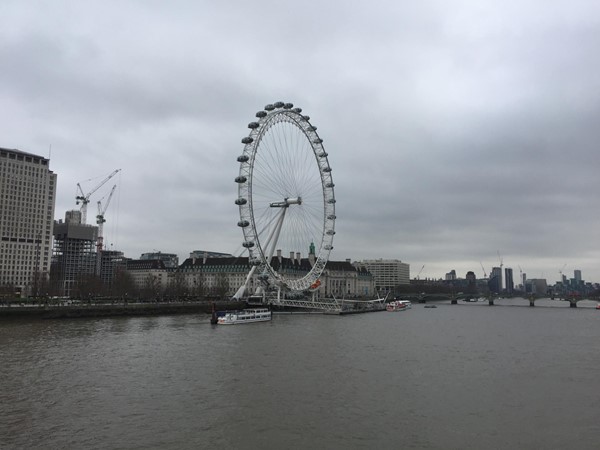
[2, 1, 599, 283]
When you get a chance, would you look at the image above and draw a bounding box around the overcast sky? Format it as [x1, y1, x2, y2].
[2, 0, 600, 284]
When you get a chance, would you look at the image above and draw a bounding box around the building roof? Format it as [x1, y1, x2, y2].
[126, 259, 168, 270]
[0, 147, 50, 163]
[179, 256, 370, 274]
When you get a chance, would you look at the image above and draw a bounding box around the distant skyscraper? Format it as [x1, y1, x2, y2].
[0, 147, 57, 296]
[490, 267, 502, 293]
[505, 268, 514, 294]
[573, 269, 582, 287]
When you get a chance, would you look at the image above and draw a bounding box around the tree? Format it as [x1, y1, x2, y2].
[141, 274, 162, 300]
[31, 271, 50, 298]
[165, 271, 188, 299]
[191, 273, 207, 300]
[214, 272, 230, 299]
[0, 283, 17, 299]
[112, 268, 136, 298]
[73, 274, 104, 299]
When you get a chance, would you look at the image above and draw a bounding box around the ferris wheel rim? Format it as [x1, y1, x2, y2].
[235, 102, 336, 291]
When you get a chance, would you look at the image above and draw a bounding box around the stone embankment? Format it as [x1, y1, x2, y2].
[0, 300, 245, 320]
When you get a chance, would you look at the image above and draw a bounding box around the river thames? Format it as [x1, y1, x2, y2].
[1, 298, 599, 449]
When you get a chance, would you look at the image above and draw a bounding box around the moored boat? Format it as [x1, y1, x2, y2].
[217, 308, 272, 325]
[396, 299, 412, 309]
[596, 303, 600, 310]
[386, 301, 408, 312]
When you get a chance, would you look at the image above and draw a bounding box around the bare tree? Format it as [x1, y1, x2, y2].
[214, 272, 230, 299]
[141, 274, 162, 300]
[73, 274, 104, 300]
[112, 268, 136, 299]
[165, 271, 188, 299]
[191, 273, 207, 300]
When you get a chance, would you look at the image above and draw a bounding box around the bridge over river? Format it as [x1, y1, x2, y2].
[398, 293, 600, 309]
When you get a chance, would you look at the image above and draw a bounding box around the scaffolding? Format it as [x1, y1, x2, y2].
[51, 213, 98, 297]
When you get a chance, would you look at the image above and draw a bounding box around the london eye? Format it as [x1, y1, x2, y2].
[234, 101, 336, 298]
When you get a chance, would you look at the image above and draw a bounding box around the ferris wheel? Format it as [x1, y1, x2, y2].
[234, 101, 336, 296]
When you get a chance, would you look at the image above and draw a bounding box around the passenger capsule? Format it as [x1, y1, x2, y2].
[302, 115, 310, 121]
[327, 198, 336, 204]
[319, 152, 328, 157]
[241, 137, 253, 144]
[237, 220, 250, 228]
[327, 214, 336, 220]
[250, 259, 262, 266]
[234, 198, 247, 205]
[325, 182, 335, 188]
[248, 122, 260, 129]
[237, 155, 249, 163]
[322, 167, 332, 172]
[235, 176, 247, 183]
[256, 111, 267, 118]
[283, 103, 293, 109]
[264, 104, 275, 111]
[313, 138, 323, 144]
[324, 245, 333, 250]
[274, 101, 284, 108]
[326, 230, 336, 235]
[242, 241, 255, 248]
[308, 126, 317, 131]
[293, 107, 302, 113]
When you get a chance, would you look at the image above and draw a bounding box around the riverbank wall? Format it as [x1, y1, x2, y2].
[0, 301, 245, 320]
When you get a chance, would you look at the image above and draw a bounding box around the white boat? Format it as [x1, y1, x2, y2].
[396, 299, 412, 309]
[217, 308, 272, 325]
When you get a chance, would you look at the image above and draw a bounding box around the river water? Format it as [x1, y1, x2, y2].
[1, 298, 599, 449]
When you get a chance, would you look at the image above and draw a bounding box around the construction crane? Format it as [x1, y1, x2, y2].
[497, 250, 504, 270]
[76, 169, 121, 224]
[480, 261, 487, 278]
[96, 184, 117, 275]
[518, 265, 524, 288]
[416, 265, 425, 280]
[559, 263, 566, 282]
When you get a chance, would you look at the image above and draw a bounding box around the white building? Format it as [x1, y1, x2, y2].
[358, 259, 410, 293]
[0, 147, 57, 296]
[178, 255, 375, 299]
[126, 259, 171, 295]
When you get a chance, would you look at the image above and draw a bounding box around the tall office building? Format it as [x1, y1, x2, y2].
[0, 147, 57, 296]
[358, 259, 410, 292]
[504, 267, 514, 294]
[571, 269, 583, 289]
[489, 266, 503, 293]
